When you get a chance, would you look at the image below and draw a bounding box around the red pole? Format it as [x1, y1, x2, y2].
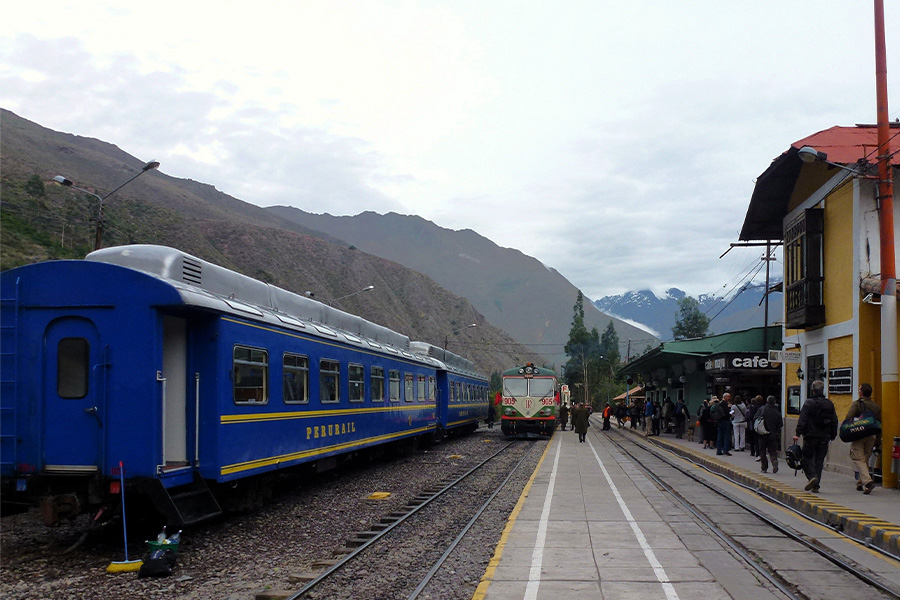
[873, 0, 898, 488]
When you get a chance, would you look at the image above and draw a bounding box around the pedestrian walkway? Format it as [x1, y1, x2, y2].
[473, 420, 900, 600]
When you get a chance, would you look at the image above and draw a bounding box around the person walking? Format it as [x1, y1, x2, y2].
[845, 383, 882, 494]
[673, 398, 689, 439]
[713, 393, 733, 455]
[650, 400, 662, 436]
[602, 403, 612, 430]
[731, 395, 748, 451]
[559, 402, 569, 431]
[756, 396, 783, 473]
[574, 402, 590, 443]
[746, 396, 761, 458]
[701, 398, 716, 449]
[644, 399, 655, 434]
[793, 380, 838, 493]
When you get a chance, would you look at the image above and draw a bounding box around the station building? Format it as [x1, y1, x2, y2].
[738, 124, 899, 484]
[620, 326, 782, 418]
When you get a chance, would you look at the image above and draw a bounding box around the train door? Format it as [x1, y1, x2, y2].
[42, 317, 104, 472]
[161, 316, 188, 467]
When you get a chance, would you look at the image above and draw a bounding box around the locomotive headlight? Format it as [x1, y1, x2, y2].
[504, 407, 515, 416]
[540, 407, 553, 416]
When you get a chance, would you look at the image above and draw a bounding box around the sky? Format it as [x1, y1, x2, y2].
[2, 1, 898, 301]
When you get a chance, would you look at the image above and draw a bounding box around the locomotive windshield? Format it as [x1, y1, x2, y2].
[503, 377, 554, 398]
[503, 378, 528, 397]
[529, 378, 555, 398]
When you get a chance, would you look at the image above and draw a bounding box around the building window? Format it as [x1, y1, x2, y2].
[320, 359, 340, 403]
[349, 363, 364, 403]
[371, 366, 385, 402]
[58, 338, 89, 399]
[234, 346, 268, 404]
[283, 353, 309, 404]
[389, 369, 401, 402]
[784, 208, 824, 329]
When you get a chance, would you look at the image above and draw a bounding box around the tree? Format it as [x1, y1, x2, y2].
[564, 292, 606, 408]
[672, 296, 711, 339]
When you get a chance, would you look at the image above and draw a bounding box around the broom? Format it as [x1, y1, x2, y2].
[107, 461, 143, 573]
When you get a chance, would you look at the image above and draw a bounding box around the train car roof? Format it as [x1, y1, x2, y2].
[83, 245, 439, 365]
[408, 341, 485, 381]
[502, 364, 556, 377]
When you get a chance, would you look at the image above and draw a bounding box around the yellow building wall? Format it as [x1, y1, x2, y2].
[858, 303, 881, 395]
[824, 184, 854, 325]
[828, 336, 853, 418]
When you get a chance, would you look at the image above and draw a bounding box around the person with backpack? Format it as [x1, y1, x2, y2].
[845, 383, 882, 494]
[713, 393, 733, 456]
[793, 380, 838, 493]
[756, 395, 783, 473]
[673, 398, 689, 439]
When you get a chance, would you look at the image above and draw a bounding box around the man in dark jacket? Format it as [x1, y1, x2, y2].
[559, 403, 569, 431]
[574, 403, 590, 443]
[793, 380, 838, 492]
[756, 396, 783, 473]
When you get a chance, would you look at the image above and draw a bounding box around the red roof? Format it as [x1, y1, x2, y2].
[791, 125, 900, 166]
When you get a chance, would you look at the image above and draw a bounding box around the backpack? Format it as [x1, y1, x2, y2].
[753, 412, 768, 435]
[812, 399, 836, 431]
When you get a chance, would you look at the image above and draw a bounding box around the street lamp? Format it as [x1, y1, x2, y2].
[54, 159, 160, 250]
[443, 323, 476, 359]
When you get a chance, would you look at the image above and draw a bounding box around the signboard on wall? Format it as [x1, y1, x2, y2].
[828, 368, 853, 395]
[768, 350, 802, 364]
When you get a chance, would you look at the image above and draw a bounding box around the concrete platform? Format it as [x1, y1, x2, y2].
[473, 420, 900, 600]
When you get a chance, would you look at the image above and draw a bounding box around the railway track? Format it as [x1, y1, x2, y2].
[607, 429, 900, 600]
[288, 438, 544, 600]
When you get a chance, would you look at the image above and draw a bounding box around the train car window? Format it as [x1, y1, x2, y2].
[404, 373, 414, 402]
[283, 353, 309, 404]
[389, 370, 400, 402]
[320, 359, 340, 403]
[371, 366, 385, 402]
[349, 363, 364, 403]
[417, 375, 426, 403]
[427, 377, 435, 402]
[57, 338, 89, 399]
[234, 346, 269, 405]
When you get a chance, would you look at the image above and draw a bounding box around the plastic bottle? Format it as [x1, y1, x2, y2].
[167, 530, 182, 544]
[156, 525, 167, 544]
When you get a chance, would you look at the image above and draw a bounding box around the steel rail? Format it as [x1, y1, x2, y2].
[406, 441, 539, 600]
[611, 431, 900, 599]
[642, 432, 900, 563]
[286, 440, 521, 599]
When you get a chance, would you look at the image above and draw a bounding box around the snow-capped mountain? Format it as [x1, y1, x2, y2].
[594, 282, 782, 341]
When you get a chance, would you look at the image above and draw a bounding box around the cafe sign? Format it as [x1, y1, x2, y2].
[704, 353, 775, 373]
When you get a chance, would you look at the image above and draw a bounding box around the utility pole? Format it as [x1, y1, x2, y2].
[874, 0, 897, 488]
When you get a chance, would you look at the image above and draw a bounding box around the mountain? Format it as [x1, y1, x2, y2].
[0, 108, 543, 375]
[594, 282, 783, 340]
[266, 208, 657, 362]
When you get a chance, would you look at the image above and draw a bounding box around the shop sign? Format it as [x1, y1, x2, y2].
[705, 353, 773, 372]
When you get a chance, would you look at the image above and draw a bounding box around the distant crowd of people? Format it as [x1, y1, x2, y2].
[555, 379, 882, 495]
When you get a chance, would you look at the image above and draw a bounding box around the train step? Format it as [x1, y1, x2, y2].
[147, 475, 223, 527]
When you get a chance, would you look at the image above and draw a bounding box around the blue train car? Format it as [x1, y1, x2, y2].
[410, 342, 490, 436]
[0, 245, 487, 526]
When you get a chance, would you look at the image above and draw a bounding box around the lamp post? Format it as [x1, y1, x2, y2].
[443, 323, 476, 360]
[54, 159, 160, 250]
